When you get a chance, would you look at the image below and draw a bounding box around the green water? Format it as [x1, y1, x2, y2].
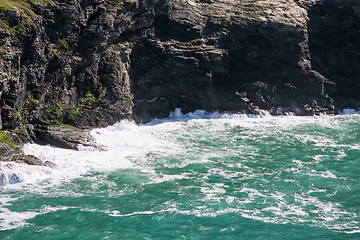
[1, 113, 360, 239]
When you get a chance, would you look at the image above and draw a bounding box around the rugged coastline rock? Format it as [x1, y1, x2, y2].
[131, 0, 334, 122]
[0, 129, 57, 167]
[33, 124, 103, 150]
[0, 0, 359, 148]
[0, 153, 56, 167]
[0, 123, 101, 169]
[308, 0, 360, 111]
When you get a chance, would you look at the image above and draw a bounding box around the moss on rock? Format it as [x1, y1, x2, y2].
[0, 0, 53, 17]
[0, 130, 17, 149]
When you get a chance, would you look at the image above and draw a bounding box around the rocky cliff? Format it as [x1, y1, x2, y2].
[308, 0, 360, 110]
[0, 0, 359, 148]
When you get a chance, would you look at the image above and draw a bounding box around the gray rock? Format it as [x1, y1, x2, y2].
[0, 153, 57, 168]
[308, 0, 360, 112]
[0, 0, 358, 132]
[33, 125, 103, 150]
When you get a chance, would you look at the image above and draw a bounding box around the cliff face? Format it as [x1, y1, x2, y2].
[308, 0, 360, 110]
[0, 0, 358, 133]
[0, 0, 160, 129]
[131, 0, 333, 122]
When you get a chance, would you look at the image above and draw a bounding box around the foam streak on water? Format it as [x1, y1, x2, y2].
[1, 109, 360, 238]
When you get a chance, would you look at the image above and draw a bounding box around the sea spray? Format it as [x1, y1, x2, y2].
[1, 109, 360, 238]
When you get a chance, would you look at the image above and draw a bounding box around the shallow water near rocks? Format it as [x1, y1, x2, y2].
[1, 109, 360, 239]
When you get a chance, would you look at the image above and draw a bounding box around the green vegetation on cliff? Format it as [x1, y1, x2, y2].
[67, 108, 83, 121]
[0, 0, 53, 16]
[81, 93, 98, 108]
[43, 100, 63, 125]
[0, 130, 17, 149]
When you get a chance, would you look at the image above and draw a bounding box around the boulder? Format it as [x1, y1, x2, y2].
[33, 125, 103, 150]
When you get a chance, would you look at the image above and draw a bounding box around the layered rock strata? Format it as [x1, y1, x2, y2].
[0, 0, 358, 150]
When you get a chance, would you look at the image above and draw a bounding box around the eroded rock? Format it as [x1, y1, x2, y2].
[0, 153, 57, 167]
[0, 0, 358, 130]
[33, 125, 103, 150]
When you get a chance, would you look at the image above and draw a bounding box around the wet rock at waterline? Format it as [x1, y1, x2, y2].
[0, 0, 359, 145]
[0, 154, 56, 186]
[0, 154, 56, 167]
[33, 125, 104, 150]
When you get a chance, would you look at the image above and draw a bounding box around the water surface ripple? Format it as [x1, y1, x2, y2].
[1, 110, 360, 239]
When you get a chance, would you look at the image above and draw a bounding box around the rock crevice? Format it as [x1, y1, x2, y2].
[0, 0, 358, 148]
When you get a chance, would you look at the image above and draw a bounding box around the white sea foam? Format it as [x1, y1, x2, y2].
[339, 108, 360, 115]
[0, 197, 73, 231]
[1, 108, 344, 187]
[1, 107, 358, 186]
[0, 197, 39, 230]
[0, 161, 53, 186]
[11, 117, 184, 186]
[145, 108, 262, 126]
[1, 108, 360, 234]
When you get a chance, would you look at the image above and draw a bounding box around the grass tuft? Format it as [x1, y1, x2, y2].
[0, 130, 17, 149]
[0, 0, 53, 17]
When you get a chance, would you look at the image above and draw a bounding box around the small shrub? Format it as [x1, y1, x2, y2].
[68, 108, 83, 120]
[58, 38, 68, 48]
[44, 100, 63, 124]
[52, 48, 59, 56]
[31, 98, 39, 104]
[81, 93, 97, 107]
[0, 130, 17, 149]
[25, 97, 39, 107]
[125, 93, 134, 105]
[0, 20, 8, 27]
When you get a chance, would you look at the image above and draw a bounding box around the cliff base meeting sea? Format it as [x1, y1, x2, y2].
[1, 109, 360, 239]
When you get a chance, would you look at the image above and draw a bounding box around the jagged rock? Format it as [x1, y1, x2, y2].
[0, 0, 358, 132]
[130, 0, 335, 122]
[11, 154, 56, 167]
[0, 142, 14, 155]
[33, 125, 103, 150]
[0, 129, 56, 167]
[0, 153, 56, 167]
[308, 0, 360, 112]
[0, 154, 56, 186]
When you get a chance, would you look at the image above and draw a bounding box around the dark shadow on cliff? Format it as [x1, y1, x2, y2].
[308, 0, 360, 110]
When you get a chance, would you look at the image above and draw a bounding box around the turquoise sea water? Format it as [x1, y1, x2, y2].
[1, 109, 360, 239]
